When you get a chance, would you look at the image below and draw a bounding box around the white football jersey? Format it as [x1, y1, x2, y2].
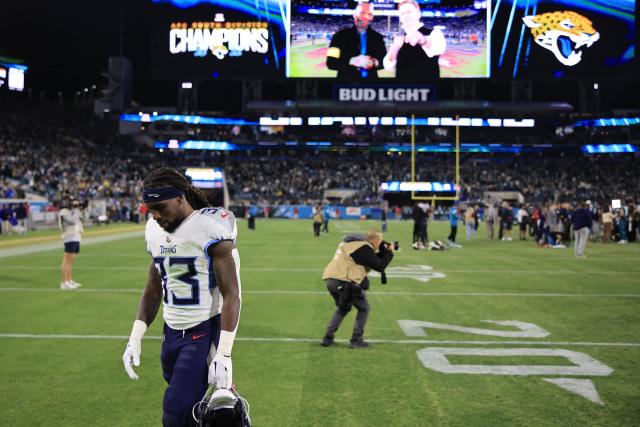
[145, 207, 240, 330]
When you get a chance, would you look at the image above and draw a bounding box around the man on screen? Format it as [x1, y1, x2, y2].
[383, 0, 446, 81]
[326, 2, 387, 81]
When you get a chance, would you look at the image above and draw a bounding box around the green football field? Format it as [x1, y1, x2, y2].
[1, 219, 639, 426]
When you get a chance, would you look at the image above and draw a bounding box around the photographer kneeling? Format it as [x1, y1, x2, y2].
[321, 230, 394, 348]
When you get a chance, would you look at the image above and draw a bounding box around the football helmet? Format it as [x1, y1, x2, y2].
[194, 386, 251, 427]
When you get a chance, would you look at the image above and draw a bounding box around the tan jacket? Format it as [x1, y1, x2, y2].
[601, 212, 614, 224]
[322, 240, 371, 284]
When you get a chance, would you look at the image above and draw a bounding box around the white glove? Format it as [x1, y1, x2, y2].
[122, 320, 147, 380]
[208, 353, 233, 389]
[123, 339, 142, 380]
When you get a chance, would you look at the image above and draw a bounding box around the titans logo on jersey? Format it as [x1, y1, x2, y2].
[145, 207, 239, 330]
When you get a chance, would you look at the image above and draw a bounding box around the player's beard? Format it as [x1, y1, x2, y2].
[159, 218, 182, 233]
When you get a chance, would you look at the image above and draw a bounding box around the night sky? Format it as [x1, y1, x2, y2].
[0, 1, 182, 104]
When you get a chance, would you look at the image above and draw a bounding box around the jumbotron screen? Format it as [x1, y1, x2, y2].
[184, 167, 225, 189]
[150, 0, 287, 79]
[0, 61, 27, 91]
[491, 0, 636, 78]
[289, 0, 491, 79]
[150, 0, 636, 81]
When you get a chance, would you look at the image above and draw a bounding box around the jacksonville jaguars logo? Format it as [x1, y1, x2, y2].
[523, 11, 599, 66]
[211, 45, 229, 60]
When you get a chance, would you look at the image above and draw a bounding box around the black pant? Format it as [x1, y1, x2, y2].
[535, 222, 544, 243]
[248, 216, 255, 230]
[448, 225, 457, 242]
[420, 219, 428, 243]
[313, 222, 321, 236]
[324, 279, 369, 342]
[322, 220, 329, 233]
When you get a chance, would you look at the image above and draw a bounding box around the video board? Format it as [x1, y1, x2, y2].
[289, 0, 490, 80]
[491, 0, 636, 78]
[0, 61, 27, 91]
[150, 0, 636, 80]
[151, 0, 287, 79]
[184, 167, 225, 188]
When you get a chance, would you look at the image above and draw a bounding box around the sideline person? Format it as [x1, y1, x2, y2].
[321, 230, 394, 348]
[572, 202, 592, 258]
[58, 198, 84, 289]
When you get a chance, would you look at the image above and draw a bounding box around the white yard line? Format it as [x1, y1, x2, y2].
[0, 231, 144, 258]
[0, 333, 638, 347]
[0, 287, 638, 298]
[0, 265, 638, 275]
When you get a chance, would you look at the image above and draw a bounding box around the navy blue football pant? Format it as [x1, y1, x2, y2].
[161, 316, 220, 427]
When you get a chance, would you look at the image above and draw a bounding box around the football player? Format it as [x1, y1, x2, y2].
[122, 167, 242, 427]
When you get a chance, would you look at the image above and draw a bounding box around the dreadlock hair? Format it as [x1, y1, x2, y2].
[143, 167, 211, 210]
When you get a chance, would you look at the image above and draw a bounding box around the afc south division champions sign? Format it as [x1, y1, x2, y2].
[335, 85, 435, 102]
[169, 15, 269, 59]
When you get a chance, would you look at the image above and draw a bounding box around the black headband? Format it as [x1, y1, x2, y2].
[143, 187, 184, 203]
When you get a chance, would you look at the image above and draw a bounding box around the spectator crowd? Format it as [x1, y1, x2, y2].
[1, 101, 639, 239]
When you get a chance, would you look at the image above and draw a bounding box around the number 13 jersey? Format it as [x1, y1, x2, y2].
[145, 208, 239, 330]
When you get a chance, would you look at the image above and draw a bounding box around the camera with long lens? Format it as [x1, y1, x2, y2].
[380, 241, 399, 251]
[379, 241, 397, 285]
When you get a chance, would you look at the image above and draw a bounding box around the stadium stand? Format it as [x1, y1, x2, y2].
[1, 101, 638, 215]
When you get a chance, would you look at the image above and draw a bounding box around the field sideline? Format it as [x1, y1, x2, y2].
[1, 219, 639, 426]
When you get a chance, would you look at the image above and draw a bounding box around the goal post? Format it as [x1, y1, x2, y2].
[410, 115, 461, 201]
